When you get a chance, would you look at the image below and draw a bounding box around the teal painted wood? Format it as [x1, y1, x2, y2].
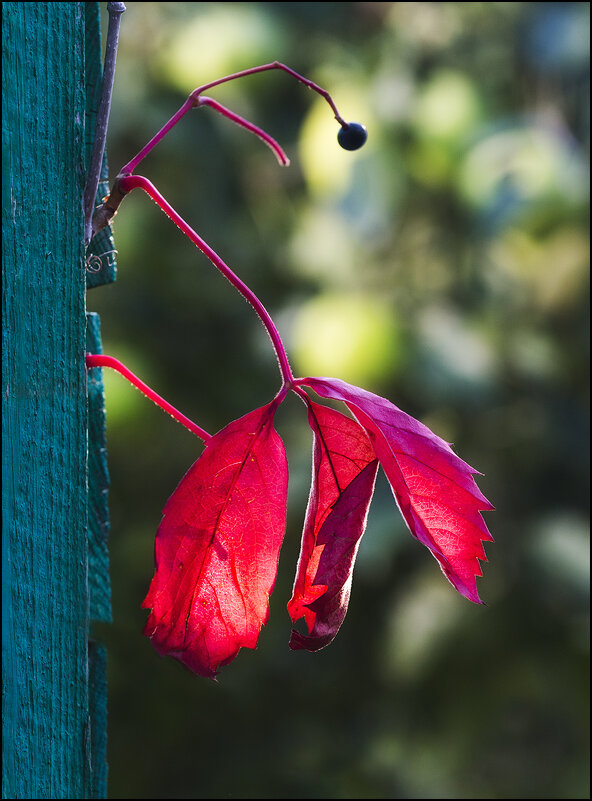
[85, 5, 116, 793]
[87, 641, 109, 800]
[2, 3, 104, 798]
[86, 313, 112, 625]
[86, 313, 111, 800]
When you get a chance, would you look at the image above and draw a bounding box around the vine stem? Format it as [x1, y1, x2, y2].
[120, 97, 194, 176]
[120, 61, 346, 175]
[86, 353, 210, 441]
[121, 95, 289, 176]
[190, 62, 348, 127]
[116, 174, 296, 389]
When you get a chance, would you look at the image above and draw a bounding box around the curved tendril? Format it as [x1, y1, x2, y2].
[196, 96, 289, 166]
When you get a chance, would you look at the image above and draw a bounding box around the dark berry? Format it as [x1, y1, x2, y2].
[337, 122, 367, 151]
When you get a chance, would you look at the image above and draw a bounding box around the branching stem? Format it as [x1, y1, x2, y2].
[91, 61, 355, 394]
[120, 61, 346, 175]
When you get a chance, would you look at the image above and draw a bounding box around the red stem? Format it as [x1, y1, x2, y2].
[190, 62, 348, 127]
[120, 62, 346, 175]
[86, 353, 210, 441]
[117, 174, 295, 389]
[121, 96, 195, 175]
[197, 96, 289, 165]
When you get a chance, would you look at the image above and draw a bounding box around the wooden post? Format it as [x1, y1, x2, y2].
[2, 3, 114, 797]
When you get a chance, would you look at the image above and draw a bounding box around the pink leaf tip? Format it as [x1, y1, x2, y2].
[298, 377, 494, 605]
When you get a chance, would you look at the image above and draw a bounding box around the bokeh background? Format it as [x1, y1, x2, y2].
[89, 2, 590, 798]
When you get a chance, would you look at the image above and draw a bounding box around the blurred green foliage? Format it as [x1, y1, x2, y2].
[89, 2, 589, 798]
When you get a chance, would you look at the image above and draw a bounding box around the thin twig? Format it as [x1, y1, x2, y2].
[84, 2, 126, 246]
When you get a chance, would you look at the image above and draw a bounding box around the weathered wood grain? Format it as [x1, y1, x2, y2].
[86, 313, 112, 625]
[2, 3, 103, 798]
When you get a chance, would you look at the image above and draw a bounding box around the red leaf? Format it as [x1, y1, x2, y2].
[288, 400, 378, 651]
[300, 378, 494, 604]
[142, 402, 288, 678]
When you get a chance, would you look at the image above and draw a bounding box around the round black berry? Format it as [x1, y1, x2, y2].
[337, 122, 367, 151]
